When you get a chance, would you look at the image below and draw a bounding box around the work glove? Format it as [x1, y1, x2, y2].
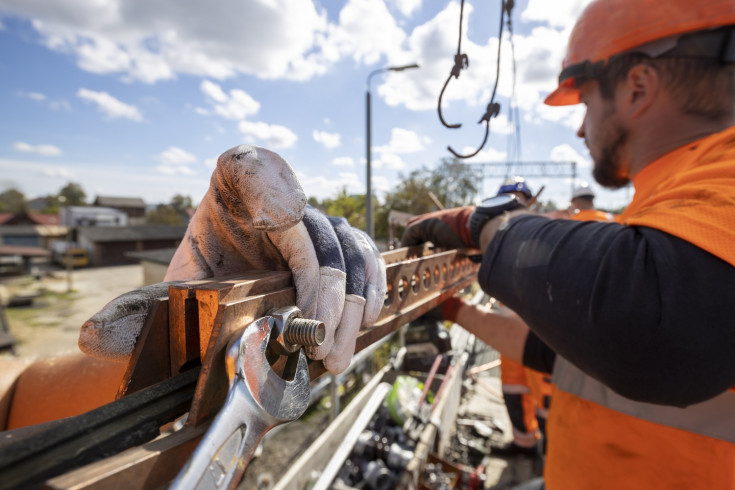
[401, 207, 476, 249]
[79, 144, 387, 374]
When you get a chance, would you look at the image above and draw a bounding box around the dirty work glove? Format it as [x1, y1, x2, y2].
[80, 145, 387, 374]
[401, 207, 475, 249]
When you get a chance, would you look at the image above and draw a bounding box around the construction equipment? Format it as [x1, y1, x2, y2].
[0, 245, 479, 489]
[171, 312, 313, 489]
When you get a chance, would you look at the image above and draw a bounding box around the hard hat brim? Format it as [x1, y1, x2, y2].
[544, 79, 580, 106]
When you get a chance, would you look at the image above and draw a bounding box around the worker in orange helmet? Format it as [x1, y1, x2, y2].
[403, 1, 735, 488]
[492, 177, 551, 458]
[568, 182, 615, 222]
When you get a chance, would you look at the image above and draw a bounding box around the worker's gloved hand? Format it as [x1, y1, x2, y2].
[401, 207, 475, 249]
[80, 145, 387, 374]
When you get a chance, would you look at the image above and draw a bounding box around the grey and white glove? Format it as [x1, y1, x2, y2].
[79, 144, 386, 374]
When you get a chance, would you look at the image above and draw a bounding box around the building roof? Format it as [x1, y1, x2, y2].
[93, 196, 146, 208]
[0, 225, 67, 237]
[78, 225, 187, 243]
[0, 245, 51, 257]
[0, 212, 59, 226]
[28, 213, 60, 226]
[125, 247, 177, 265]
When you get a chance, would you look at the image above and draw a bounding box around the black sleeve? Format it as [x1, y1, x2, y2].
[522, 331, 556, 375]
[479, 215, 735, 407]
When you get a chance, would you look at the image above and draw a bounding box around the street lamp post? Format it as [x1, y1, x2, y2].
[365, 63, 419, 239]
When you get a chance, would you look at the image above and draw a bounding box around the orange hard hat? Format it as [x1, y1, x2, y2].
[545, 0, 735, 106]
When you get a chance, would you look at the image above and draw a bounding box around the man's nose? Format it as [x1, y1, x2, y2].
[577, 114, 586, 139]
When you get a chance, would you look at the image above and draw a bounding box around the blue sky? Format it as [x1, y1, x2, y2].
[0, 0, 632, 211]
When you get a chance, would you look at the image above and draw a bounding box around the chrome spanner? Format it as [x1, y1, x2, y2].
[171, 313, 311, 490]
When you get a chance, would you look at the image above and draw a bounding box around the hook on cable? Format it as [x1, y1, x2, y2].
[437, 54, 469, 129]
[447, 102, 501, 159]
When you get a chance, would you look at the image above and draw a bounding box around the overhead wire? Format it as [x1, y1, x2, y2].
[439, 0, 512, 160]
[437, 0, 469, 129]
[505, 1, 522, 175]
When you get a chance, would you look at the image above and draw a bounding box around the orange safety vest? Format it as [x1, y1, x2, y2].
[571, 208, 614, 222]
[545, 125, 735, 489]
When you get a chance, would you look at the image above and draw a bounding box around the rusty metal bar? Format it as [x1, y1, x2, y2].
[35, 246, 479, 489]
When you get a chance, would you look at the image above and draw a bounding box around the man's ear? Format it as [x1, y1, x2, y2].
[618, 64, 660, 120]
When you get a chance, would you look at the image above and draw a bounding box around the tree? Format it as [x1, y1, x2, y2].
[59, 182, 87, 206]
[146, 194, 195, 225]
[146, 204, 184, 225]
[322, 188, 366, 231]
[0, 188, 28, 213]
[170, 194, 193, 215]
[375, 159, 481, 239]
[429, 157, 482, 208]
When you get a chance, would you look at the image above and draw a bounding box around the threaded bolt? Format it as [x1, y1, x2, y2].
[284, 317, 325, 346]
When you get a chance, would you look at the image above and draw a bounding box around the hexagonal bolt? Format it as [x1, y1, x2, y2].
[268, 306, 326, 355]
[285, 317, 326, 347]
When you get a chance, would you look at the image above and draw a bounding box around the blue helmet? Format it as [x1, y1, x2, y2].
[497, 176, 533, 200]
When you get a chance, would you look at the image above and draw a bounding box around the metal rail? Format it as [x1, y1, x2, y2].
[2, 245, 480, 489]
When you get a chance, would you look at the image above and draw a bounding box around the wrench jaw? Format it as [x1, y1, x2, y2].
[171, 313, 311, 490]
[240, 315, 311, 421]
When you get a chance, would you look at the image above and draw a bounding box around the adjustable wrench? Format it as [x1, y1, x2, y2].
[170, 313, 311, 490]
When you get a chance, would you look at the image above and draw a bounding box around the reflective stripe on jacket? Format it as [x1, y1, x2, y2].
[545, 126, 735, 489]
[546, 357, 735, 489]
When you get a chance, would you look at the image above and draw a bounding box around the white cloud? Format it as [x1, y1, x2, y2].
[200, 80, 260, 120]
[76, 88, 143, 121]
[49, 100, 72, 111]
[157, 146, 197, 165]
[374, 127, 425, 154]
[4, 0, 338, 83]
[325, 0, 408, 66]
[313, 130, 341, 149]
[332, 156, 354, 167]
[550, 143, 591, 168]
[372, 152, 406, 170]
[154, 146, 198, 175]
[204, 157, 218, 169]
[12, 141, 62, 156]
[18, 91, 71, 111]
[40, 166, 75, 178]
[392, 0, 421, 17]
[526, 103, 585, 131]
[24, 91, 46, 101]
[297, 170, 363, 200]
[371, 175, 391, 195]
[156, 165, 196, 176]
[462, 147, 508, 163]
[520, 0, 592, 29]
[238, 121, 298, 149]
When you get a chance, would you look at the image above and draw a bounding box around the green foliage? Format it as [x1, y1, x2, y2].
[321, 187, 366, 230]
[58, 182, 87, 206]
[536, 200, 559, 213]
[146, 204, 184, 225]
[374, 158, 480, 239]
[0, 188, 28, 213]
[146, 194, 195, 225]
[170, 194, 193, 214]
[429, 157, 482, 208]
[307, 196, 322, 210]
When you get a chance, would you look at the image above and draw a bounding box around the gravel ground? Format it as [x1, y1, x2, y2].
[1, 264, 144, 361]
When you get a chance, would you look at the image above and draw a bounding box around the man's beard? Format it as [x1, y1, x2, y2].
[592, 122, 631, 189]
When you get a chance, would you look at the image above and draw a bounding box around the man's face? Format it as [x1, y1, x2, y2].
[577, 81, 631, 189]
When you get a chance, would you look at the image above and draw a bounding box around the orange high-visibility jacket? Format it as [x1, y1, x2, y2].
[545, 125, 735, 489]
